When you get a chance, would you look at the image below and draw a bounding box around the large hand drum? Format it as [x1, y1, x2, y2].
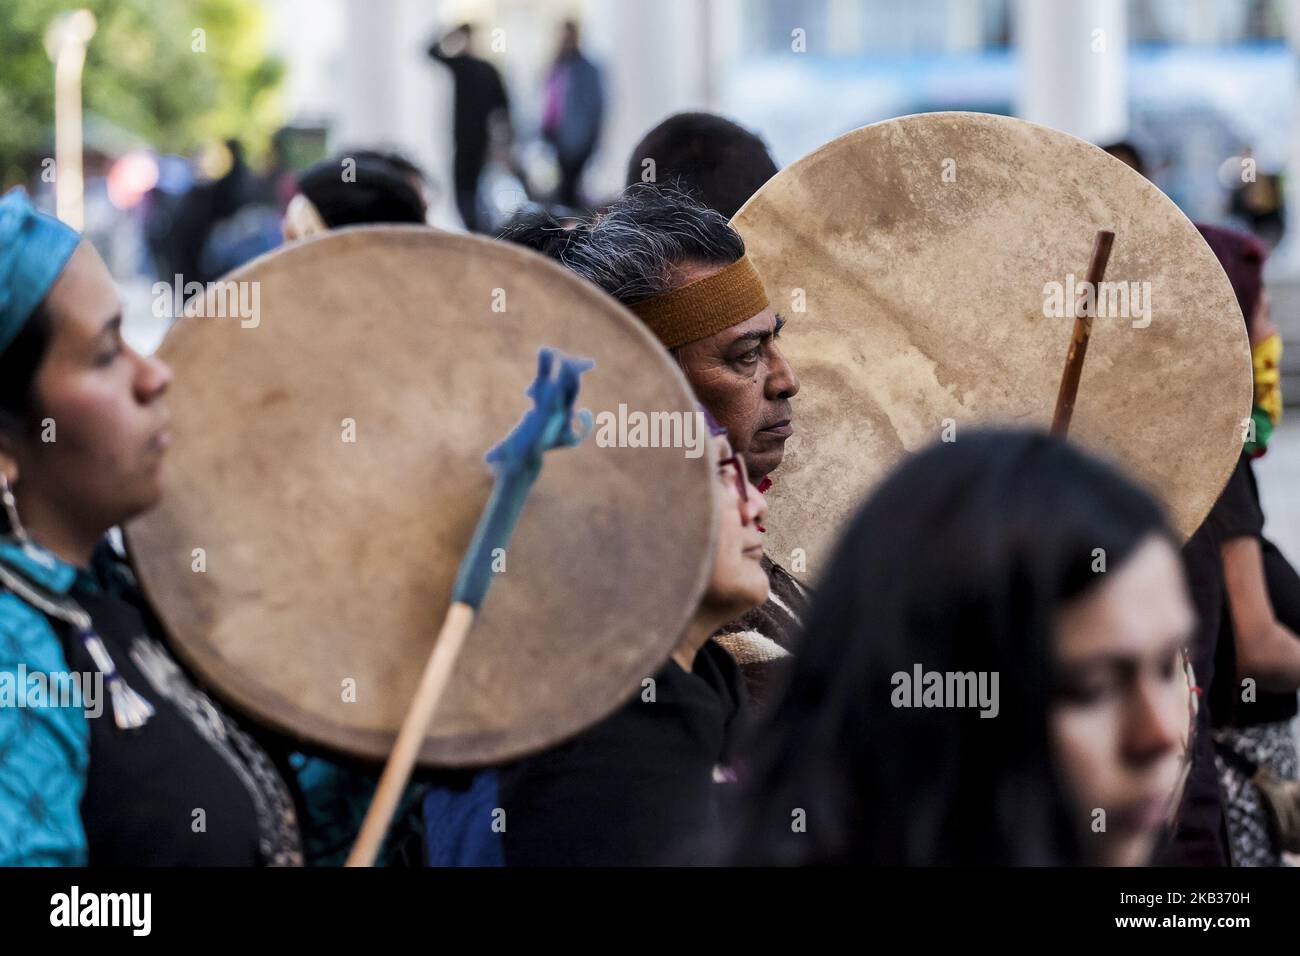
[124, 227, 716, 766]
[733, 112, 1253, 581]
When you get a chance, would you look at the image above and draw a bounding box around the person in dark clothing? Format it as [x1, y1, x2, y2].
[1173, 459, 1258, 865]
[1169, 223, 1299, 866]
[171, 140, 281, 284]
[1183, 454, 1300, 865]
[540, 21, 603, 211]
[625, 112, 779, 219]
[427, 24, 511, 233]
[426, 640, 748, 867]
[0, 189, 421, 869]
[1197, 224, 1297, 864]
[423, 422, 769, 865]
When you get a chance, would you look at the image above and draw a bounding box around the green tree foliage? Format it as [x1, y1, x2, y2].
[0, 0, 284, 185]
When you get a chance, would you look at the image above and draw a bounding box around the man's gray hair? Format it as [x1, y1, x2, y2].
[499, 183, 745, 307]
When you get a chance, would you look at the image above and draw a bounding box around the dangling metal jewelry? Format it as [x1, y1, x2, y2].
[79, 628, 155, 729]
[0, 559, 154, 729]
[0, 472, 27, 542]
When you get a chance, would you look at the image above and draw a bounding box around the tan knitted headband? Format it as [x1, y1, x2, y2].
[629, 255, 770, 349]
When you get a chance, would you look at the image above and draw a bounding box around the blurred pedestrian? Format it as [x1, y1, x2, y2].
[1226, 148, 1286, 248]
[427, 24, 511, 233]
[540, 20, 603, 211]
[171, 140, 280, 283]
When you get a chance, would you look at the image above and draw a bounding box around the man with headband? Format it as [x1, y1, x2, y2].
[502, 184, 806, 706]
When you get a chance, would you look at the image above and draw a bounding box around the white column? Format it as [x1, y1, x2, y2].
[946, 0, 983, 52]
[827, 0, 866, 56]
[579, 0, 712, 198]
[334, 0, 458, 228]
[337, 0, 401, 147]
[711, 0, 746, 77]
[1015, 0, 1128, 144]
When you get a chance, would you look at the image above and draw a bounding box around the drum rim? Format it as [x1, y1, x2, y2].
[125, 226, 718, 767]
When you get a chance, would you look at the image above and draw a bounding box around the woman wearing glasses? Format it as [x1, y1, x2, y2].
[423, 412, 770, 865]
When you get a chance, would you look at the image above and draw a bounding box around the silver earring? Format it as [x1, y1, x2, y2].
[0, 472, 28, 542]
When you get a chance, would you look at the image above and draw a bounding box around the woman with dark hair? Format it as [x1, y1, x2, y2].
[724, 429, 1197, 866]
[0, 188, 303, 865]
[0, 189, 427, 867]
[424, 416, 769, 865]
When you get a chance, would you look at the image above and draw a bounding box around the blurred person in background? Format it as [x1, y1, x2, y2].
[540, 20, 603, 212]
[625, 112, 779, 220]
[282, 149, 432, 241]
[1225, 147, 1286, 248]
[723, 430, 1198, 866]
[1101, 140, 1148, 180]
[172, 140, 281, 283]
[427, 23, 511, 233]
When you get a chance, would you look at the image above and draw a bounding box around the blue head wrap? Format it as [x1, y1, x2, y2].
[0, 188, 81, 355]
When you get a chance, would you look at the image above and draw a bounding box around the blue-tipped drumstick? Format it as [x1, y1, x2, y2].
[347, 348, 593, 866]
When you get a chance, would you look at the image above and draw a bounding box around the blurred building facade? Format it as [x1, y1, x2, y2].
[262, 0, 1300, 393]
[265, 0, 1295, 216]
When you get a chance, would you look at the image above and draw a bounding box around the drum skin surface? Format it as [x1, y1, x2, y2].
[126, 226, 717, 767]
[733, 112, 1252, 584]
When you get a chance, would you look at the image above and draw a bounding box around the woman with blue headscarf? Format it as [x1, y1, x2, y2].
[0, 188, 303, 865]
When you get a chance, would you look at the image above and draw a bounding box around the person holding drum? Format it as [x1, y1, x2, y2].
[1179, 224, 1300, 867]
[721, 429, 1198, 866]
[501, 184, 806, 709]
[0, 188, 440, 868]
[0, 188, 305, 864]
[424, 412, 770, 865]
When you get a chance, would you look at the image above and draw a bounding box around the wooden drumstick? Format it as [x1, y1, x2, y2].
[346, 348, 593, 867]
[347, 602, 473, 867]
[1051, 229, 1115, 437]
